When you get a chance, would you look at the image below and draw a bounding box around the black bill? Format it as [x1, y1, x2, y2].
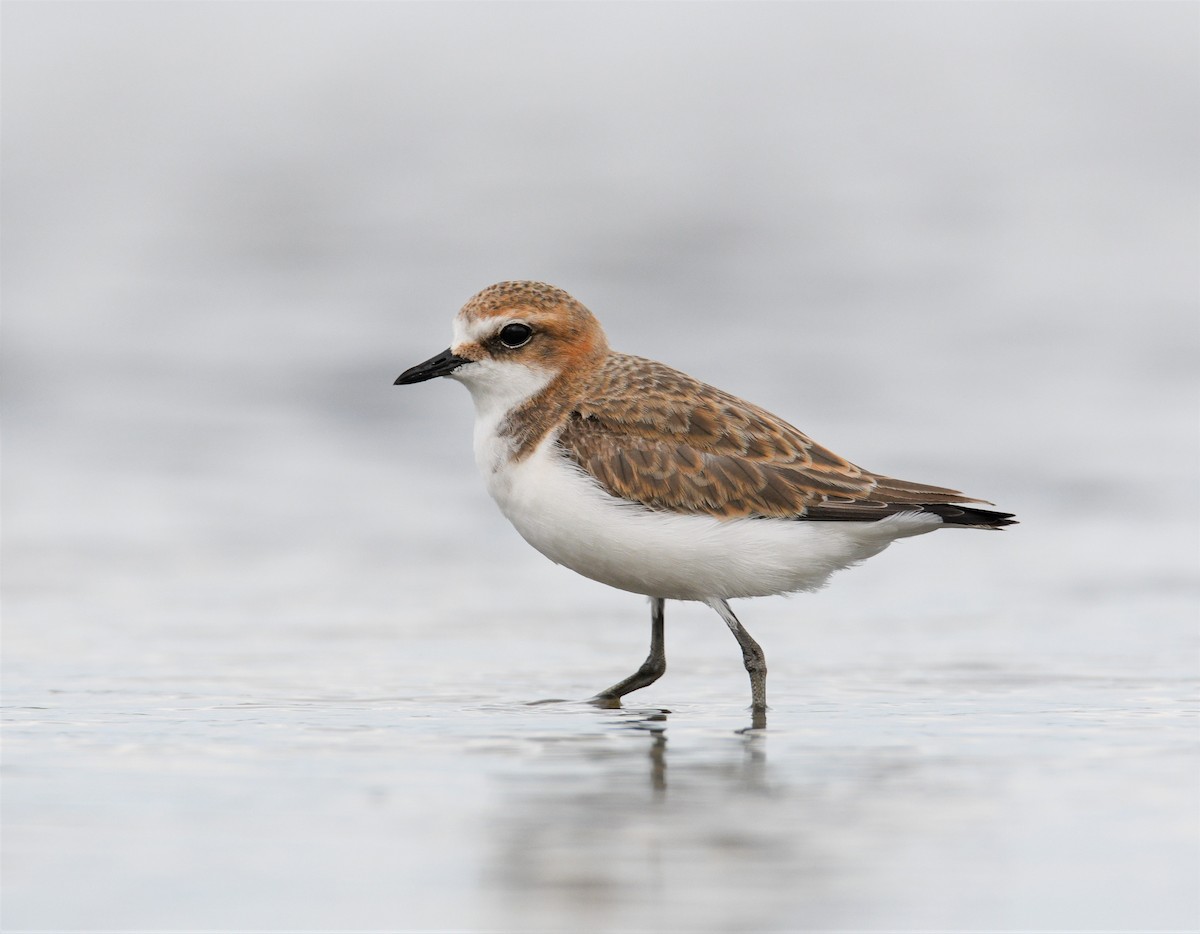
[394, 348, 470, 385]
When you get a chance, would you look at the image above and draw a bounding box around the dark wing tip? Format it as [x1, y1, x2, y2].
[801, 501, 1018, 528]
[916, 503, 1018, 529]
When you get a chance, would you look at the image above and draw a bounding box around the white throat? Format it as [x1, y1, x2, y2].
[450, 359, 555, 476]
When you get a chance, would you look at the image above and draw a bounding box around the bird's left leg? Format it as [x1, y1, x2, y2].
[592, 597, 666, 704]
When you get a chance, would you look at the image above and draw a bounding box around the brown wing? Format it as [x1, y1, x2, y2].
[556, 353, 1002, 524]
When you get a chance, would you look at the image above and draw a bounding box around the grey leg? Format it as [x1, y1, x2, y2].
[707, 598, 767, 712]
[593, 598, 666, 703]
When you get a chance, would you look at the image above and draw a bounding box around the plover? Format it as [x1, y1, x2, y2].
[396, 281, 1015, 714]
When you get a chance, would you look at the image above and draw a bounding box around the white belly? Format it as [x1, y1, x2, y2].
[481, 438, 942, 602]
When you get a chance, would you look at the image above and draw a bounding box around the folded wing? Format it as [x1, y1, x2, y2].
[555, 354, 1015, 528]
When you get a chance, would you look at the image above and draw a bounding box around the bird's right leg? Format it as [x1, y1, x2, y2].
[707, 598, 768, 713]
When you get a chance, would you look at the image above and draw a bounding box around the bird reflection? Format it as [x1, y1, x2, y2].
[605, 706, 670, 794]
[591, 693, 767, 733]
[483, 702, 788, 930]
[570, 698, 773, 800]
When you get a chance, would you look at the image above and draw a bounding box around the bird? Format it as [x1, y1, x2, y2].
[395, 281, 1015, 717]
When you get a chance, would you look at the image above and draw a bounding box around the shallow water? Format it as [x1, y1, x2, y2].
[5, 496, 1197, 930]
[5, 623, 1196, 931]
[4, 4, 1199, 931]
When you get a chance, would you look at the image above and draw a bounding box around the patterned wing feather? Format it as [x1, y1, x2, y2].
[556, 354, 1004, 524]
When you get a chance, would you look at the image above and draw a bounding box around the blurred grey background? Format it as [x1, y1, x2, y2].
[4, 3, 1198, 932]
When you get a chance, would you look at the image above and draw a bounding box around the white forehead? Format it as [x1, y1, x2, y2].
[452, 312, 506, 348]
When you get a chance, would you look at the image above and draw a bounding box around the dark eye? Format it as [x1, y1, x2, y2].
[497, 323, 533, 348]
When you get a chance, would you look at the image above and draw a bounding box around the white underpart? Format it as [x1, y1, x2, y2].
[465, 417, 942, 603]
[494, 440, 939, 600]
